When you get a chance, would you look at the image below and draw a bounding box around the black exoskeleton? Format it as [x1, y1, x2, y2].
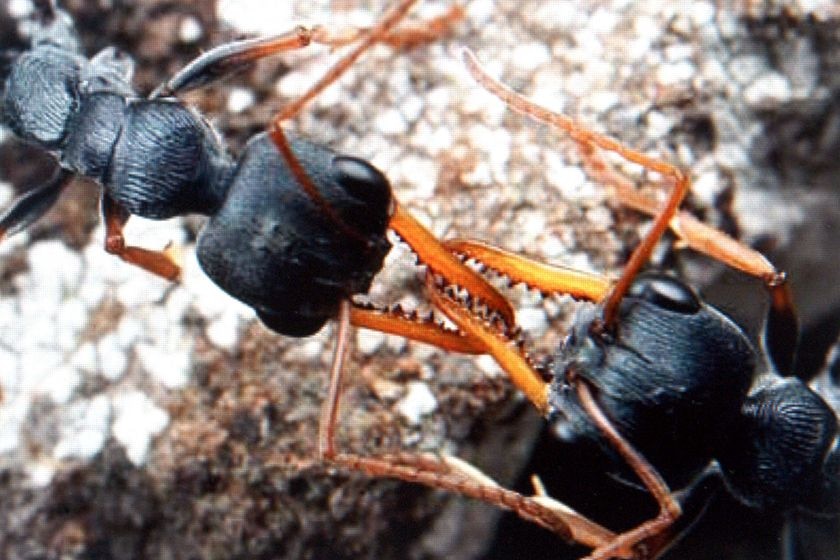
[550, 274, 840, 513]
[0, 2, 392, 336]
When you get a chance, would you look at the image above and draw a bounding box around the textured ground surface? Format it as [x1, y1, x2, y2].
[0, 0, 839, 559]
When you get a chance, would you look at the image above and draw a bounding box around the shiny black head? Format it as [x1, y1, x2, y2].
[548, 273, 757, 488]
[197, 134, 393, 337]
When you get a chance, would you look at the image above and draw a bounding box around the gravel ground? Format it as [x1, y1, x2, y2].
[0, 1, 839, 559]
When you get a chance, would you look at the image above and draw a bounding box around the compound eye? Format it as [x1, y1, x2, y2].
[627, 274, 701, 314]
[332, 156, 393, 213]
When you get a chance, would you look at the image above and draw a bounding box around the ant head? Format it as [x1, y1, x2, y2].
[625, 274, 702, 315]
[550, 272, 756, 487]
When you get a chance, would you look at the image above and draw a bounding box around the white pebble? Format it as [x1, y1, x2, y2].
[511, 42, 551, 73]
[97, 335, 128, 380]
[137, 343, 190, 389]
[37, 366, 80, 405]
[7, 0, 33, 18]
[656, 61, 696, 87]
[356, 329, 386, 355]
[517, 307, 549, 338]
[217, 0, 294, 34]
[112, 391, 169, 465]
[395, 381, 437, 426]
[744, 72, 792, 107]
[205, 311, 242, 352]
[227, 87, 255, 114]
[25, 461, 55, 487]
[178, 15, 203, 44]
[53, 395, 111, 461]
[375, 108, 408, 136]
[475, 354, 503, 377]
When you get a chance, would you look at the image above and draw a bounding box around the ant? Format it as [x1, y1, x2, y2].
[0, 0, 522, 462]
[321, 49, 840, 559]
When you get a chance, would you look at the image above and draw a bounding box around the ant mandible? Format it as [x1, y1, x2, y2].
[0, 0, 523, 459]
[322, 49, 840, 560]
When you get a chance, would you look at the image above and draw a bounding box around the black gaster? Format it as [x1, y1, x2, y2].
[196, 133, 392, 337]
[548, 274, 757, 489]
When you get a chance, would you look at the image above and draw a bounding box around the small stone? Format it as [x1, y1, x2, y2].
[395, 381, 437, 426]
[112, 391, 169, 466]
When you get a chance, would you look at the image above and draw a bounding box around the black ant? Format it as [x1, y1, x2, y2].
[0, 0, 522, 462]
[323, 49, 840, 560]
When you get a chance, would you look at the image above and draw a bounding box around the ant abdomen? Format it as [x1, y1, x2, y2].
[196, 133, 392, 337]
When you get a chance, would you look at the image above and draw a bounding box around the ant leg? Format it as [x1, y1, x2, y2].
[319, 300, 353, 460]
[271, 0, 421, 125]
[444, 239, 612, 303]
[101, 194, 181, 281]
[462, 48, 689, 332]
[320, 301, 484, 458]
[0, 168, 72, 241]
[635, 466, 725, 560]
[329, 451, 624, 554]
[579, 143, 798, 374]
[316, 5, 465, 50]
[573, 379, 681, 560]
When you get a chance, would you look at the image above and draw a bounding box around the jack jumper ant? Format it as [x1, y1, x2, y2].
[322, 49, 840, 560]
[0, 0, 526, 465]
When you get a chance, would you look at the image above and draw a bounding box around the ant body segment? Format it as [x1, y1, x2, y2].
[0, 0, 515, 456]
[326, 50, 840, 559]
[5, 3, 836, 558]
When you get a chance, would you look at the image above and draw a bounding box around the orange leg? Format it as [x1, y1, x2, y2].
[329, 451, 626, 555]
[577, 142, 798, 373]
[462, 48, 689, 332]
[318, 5, 465, 50]
[574, 380, 681, 560]
[320, 300, 487, 460]
[271, 0, 423, 126]
[101, 194, 181, 281]
[319, 300, 353, 459]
